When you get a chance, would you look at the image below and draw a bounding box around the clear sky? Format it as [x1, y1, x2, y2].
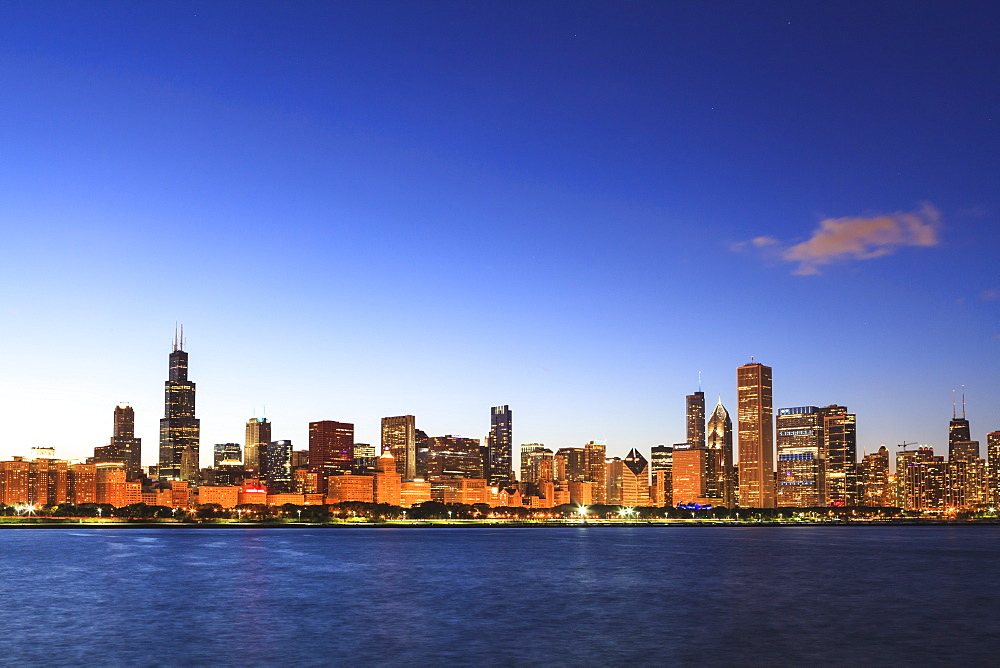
[0, 1, 997, 467]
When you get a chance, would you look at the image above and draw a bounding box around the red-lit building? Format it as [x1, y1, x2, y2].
[309, 420, 354, 494]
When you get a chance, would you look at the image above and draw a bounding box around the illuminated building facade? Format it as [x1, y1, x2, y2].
[159, 329, 200, 481]
[214, 443, 242, 467]
[989, 432, 1000, 504]
[650, 445, 673, 507]
[860, 446, 891, 506]
[427, 436, 484, 479]
[605, 457, 623, 505]
[487, 405, 513, 486]
[520, 444, 545, 482]
[821, 405, 857, 506]
[776, 406, 825, 507]
[686, 391, 706, 449]
[374, 450, 402, 506]
[264, 440, 293, 492]
[706, 399, 735, 507]
[621, 448, 651, 506]
[584, 441, 607, 504]
[244, 417, 271, 473]
[309, 420, 355, 493]
[555, 447, 587, 482]
[381, 415, 416, 480]
[737, 362, 774, 508]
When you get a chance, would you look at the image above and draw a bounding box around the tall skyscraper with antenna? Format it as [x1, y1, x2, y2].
[158, 326, 200, 481]
[948, 386, 977, 460]
[686, 389, 706, 449]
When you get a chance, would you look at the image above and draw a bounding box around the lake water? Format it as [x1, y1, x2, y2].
[0, 526, 997, 665]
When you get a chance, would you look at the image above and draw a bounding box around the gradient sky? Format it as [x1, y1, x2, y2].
[1, 1, 997, 468]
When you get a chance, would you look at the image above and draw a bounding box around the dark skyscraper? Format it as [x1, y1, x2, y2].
[309, 420, 354, 493]
[686, 391, 706, 449]
[821, 405, 857, 505]
[158, 328, 200, 481]
[264, 440, 293, 492]
[105, 403, 142, 479]
[487, 405, 513, 486]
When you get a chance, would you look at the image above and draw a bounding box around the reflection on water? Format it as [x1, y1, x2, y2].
[1, 526, 997, 665]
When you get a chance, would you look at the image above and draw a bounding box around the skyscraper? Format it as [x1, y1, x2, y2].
[487, 405, 513, 486]
[244, 418, 271, 473]
[737, 362, 774, 508]
[621, 448, 651, 507]
[706, 398, 735, 507]
[158, 328, 200, 481]
[264, 440, 293, 492]
[821, 405, 857, 505]
[214, 443, 242, 467]
[381, 415, 416, 480]
[309, 420, 354, 494]
[775, 406, 825, 507]
[686, 391, 706, 449]
[650, 445, 673, 507]
[584, 440, 607, 504]
[988, 431, 1000, 504]
[95, 404, 142, 480]
[860, 446, 891, 506]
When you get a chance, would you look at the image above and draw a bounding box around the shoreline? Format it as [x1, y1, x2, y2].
[1, 518, 999, 529]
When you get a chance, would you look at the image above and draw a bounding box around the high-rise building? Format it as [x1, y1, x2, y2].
[686, 391, 706, 449]
[821, 405, 857, 505]
[776, 406, 825, 507]
[555, 447, 588, 482]
[381, 416, 417, 480]
[112, 404, 142, 479]
[520, 444, 546, 482]
[650, 445, 673, 507]
[264, 440, 293, 492]
[988, 432, 1000, 504]
[605, 457, 623, 505]
[158, 328, 200, 481]
[860, 446, 891, 506]
[487, 405, 513, 486]
[584, 441, 607, 504]
[427, 436, 484, 479]
[214, 443, 242, 467]
[706, 398, 735, 507]
[621, 448, 651, 507]
[244, 418, 271, 473]
[737, 362, 774, 508]
[309, 420, 355, 494]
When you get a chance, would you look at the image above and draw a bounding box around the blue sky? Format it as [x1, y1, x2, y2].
[0, 1, 997, 466]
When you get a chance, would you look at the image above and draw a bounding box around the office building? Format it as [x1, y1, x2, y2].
[555, 447, 588, 482]
[487, 405, 513, 486]
[706, 398, 735, 506]
[605, 457, 623, 505]
[214, 443, 242, 468]
[264, 440, 293, 492]
[988, 432, 1000, 504]
[737, 362, 774, 508]
[686, 391, 706, 449]
[100, 404, 142, 480]
[621, 448, 651, 507]
[244, 417, 271, 473]
[650, 445, 673, 507]
[776, 406, 825, 507]
[585, 441, 607, 504]
[381, 415, 416, 480]
[309, 420, 355, 494]
[821, 405, 857, 505]
[158, 327, 200, 481]
[860, 446, 891, 506]
[426, 435, 484, 479]
[520, 444, 546, 482]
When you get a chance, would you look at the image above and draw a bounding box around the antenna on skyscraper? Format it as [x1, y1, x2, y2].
[962, 385, 966, 419]
[173, 322, 179, 352]
[180, 323, 185, 351]
[698, 371, 702, 392]
[952, 389, 956, 419]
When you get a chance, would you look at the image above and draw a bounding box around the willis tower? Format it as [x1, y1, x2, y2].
[159, 326, 200, 480]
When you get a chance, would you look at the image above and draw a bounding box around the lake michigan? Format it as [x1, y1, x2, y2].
[1, 526, 997, 666]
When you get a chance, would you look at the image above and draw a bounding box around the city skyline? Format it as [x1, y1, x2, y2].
[0, 3, 997, 463]
[0, 331, 995, 474]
